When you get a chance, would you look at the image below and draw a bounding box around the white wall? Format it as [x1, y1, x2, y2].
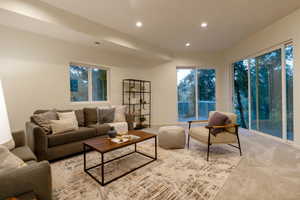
[0, 25, 148, 131]
[146, 52, 225, 125]
[223, 8, 300, 145]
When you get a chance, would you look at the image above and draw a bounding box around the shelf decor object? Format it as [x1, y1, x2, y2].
[122, 79, 151, 129]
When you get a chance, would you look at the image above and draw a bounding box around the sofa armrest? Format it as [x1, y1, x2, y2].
[0, 161, 52, 200]
[12, 130, 26, 148]
[26, 122, 48, 161]
[125, 113, 135, 130]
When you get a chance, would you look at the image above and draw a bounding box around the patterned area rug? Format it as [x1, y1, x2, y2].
[52, 139, 241, 200]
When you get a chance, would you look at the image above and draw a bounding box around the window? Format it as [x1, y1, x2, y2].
[177, 68, 216, 121]
[70, 63, 109, 102]
[232, 43, 294, 141]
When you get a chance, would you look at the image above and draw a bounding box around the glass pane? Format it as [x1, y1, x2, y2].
[286, 45, 294, 141]
[70, 65, 88, 102]
[177, 69, 196, 121]
[233, 60, 249, 129]
[197, 69, 216, 120]
[256, 49, 282, 138]
[249, 58, 258, 130]
[92, 68, 108, 101]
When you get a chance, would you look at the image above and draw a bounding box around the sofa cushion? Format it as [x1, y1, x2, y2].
[98, 107, 115, 123]
[31, 111, 58, 134]
[57, 111, 79, 128]
[75, 109, 85, 127]
[50, 119, 78, 134]
[47, 127, 96, 147]
[0, 145, 27, 174]
[112, 105, 126, 122]
[87, 123, 111, 136]
[11, 146, 37, 162]
[84, 108, 98, 126]
[57, 109, 85, 127]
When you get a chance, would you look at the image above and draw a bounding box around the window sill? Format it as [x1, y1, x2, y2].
[70, 101, 110, 105]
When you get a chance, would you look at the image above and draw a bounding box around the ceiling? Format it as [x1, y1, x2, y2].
[39, 0, 300, 52]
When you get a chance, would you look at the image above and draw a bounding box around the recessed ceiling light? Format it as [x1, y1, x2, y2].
[201, 22, 208, 28]
[185, 43, 191, 47]
[94, 41, 101, 46]
[136, 21, 143, 27]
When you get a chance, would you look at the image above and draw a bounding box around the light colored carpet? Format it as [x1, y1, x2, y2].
[51, 137, 241, 200]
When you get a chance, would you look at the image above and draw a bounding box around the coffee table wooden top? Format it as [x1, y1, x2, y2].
[83, 130, 156, 153]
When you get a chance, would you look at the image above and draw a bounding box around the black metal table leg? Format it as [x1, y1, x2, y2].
[155, 136, 157, 160]
[83, 144, 86, 171]
[135, 143, 137, 152]
[101, 152, 104, 185]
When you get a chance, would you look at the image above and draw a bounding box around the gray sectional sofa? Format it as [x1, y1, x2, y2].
[0, 131, 52, 200]
[26, 108, 134, 161]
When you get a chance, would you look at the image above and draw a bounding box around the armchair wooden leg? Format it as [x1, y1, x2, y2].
[236, 133, 242, 156]
[187, 135, 190, 149]
[207, 129, 211, 161]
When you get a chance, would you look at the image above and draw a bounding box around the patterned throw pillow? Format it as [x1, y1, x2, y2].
[31, 111, 58, 134]
[113, 106, 127, 122]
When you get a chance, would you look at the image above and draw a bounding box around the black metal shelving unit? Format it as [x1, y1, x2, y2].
[122, 79, 151, 129]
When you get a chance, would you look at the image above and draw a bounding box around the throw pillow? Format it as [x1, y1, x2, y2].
[31, 111, 58, 134]
[57, 111, 79, 129]
[208, 112, 231, 136]
[113, 105, 127, 122]
[83, 108, 98, 126]
[74, 109, 85, 127]
[50, 119, 77, 134]
[98, 107, 115, 123]
[0, 145, 27, 174]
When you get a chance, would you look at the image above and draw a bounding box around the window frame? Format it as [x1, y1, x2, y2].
[69, 62, 111, 104]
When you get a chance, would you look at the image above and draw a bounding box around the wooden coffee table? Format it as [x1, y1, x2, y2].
[83, 130, 157, 186]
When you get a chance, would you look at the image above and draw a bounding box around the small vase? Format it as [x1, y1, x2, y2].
[108, 126, 117, 138]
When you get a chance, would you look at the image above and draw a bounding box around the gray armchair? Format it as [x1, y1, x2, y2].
[0, 131, 52, 200]
[188, 111, 242, 161]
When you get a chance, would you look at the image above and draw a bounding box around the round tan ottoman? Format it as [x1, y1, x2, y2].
[158, 126, 186, 149]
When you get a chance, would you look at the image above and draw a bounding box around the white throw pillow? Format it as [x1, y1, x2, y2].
[57, 111, 79, 129]
[0, 144, 26, 173]
[113, 105, 127, 122]
[50, 119, 77, 134]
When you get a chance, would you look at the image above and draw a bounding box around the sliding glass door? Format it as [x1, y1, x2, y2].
[232, 43, 294, 141]
[253, 49, 282, 138]
[177, 68, 216, 121]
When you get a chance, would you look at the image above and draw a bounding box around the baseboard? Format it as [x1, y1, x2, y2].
[249, 129, 300, 150]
